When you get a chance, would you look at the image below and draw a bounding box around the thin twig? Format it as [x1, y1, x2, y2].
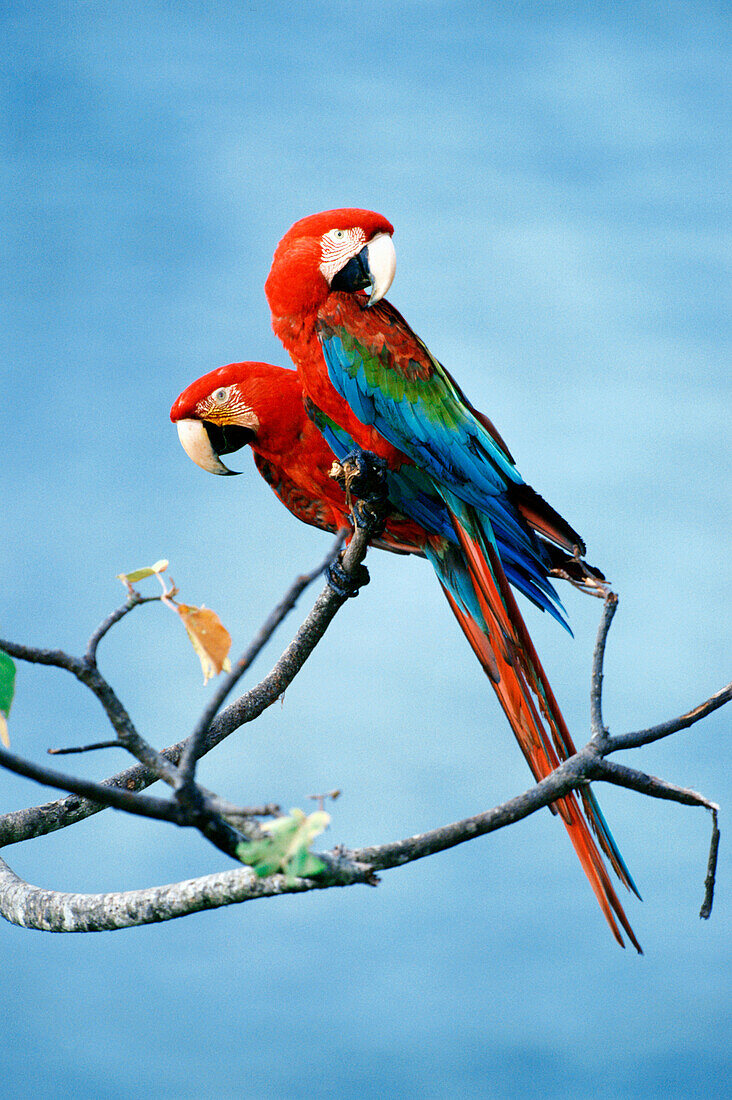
[589, 758, 722, 923]
[590, 590, 617, 744]
[70, 665, 182, 786]
[48, 740, 121, 756]
[308, 789, 341, 812]
[590, 757, 719, 811]
[606, 682, 732, 752]
[84, 593, 160, 665]
[0, 743, 184, 824]
[0, 641, 82, 674]
[207, 799, 281, 819]
[700, 809, 720, 920]
[0, 637, 180, 787]
[175, 529, 352, 793]
[0, 740, 255, 862]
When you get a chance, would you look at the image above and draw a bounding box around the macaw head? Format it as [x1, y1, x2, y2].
[265, 208, 396, 320]
[170, 361, 304, 475]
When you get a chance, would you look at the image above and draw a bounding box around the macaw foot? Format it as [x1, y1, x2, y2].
[549, 548, 609, 598]
[325, 556, 370, 599]
[329, 446, 390, 537]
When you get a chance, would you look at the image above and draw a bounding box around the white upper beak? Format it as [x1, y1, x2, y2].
[176, 419, 240, 476]
[366, 232, 396, 305]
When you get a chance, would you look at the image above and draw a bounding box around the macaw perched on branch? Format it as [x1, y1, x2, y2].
[171, 356, 641, 951]
[170, 361, 426, 554]
[264, 208, 642, 950]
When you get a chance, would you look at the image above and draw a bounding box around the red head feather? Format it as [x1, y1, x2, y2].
[170, 360, 307, 456]
[265, 207, 393, 322]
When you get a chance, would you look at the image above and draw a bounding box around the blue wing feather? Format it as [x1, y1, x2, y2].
[318, 326, 518, 505]
[304, 395, 567, 624]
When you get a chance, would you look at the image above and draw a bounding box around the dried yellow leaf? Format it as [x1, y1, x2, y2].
[176, 604, 232, 684]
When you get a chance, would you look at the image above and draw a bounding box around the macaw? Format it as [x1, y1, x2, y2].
[264, 207, 642, 949]
[170, 360, 426, 554]
[171, 357, 641, 950]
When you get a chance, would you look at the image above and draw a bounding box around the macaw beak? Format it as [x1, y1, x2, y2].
[365, 232, 397, 304]
[176, 418, 244, 476]
[331, 232, 396, 305]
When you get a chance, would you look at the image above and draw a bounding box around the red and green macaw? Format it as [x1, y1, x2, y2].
[171, 353, 641, 951]
[170, 361, 426, 554]
[264, 207, 642, 950]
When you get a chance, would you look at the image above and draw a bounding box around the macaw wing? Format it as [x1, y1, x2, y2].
[317, 294, 523, 511]
[253, 454, 339, 533]
[304, 395, 565, 622]
[305, 395, 457, 540]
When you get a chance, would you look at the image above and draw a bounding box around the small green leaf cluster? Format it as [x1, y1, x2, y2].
[0, 649, 16, 747]
[236, 808, 330, 883]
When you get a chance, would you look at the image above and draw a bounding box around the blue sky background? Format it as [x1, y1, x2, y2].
[2, 3, 730, 1097]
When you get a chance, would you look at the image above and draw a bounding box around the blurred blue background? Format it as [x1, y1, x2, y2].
[2, 3, 730, 1097]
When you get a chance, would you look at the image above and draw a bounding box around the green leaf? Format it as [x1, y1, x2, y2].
[236, 808, 330, 882]
[0, 649, 16, 748]
[291, 851, 326, 879]
[117, 559, 169, 585]
[0, 650, 16, 717]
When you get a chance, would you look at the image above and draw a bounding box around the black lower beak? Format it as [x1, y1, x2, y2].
[330, 245, 371, 293]
[204, 421, 256, 456]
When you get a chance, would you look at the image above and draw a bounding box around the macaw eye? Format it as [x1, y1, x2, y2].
[213, 387, 229, 403]
[319, 226, 367, 284]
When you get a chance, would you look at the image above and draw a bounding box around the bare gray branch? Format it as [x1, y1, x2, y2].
[590, 590, 617, 744]
[175, 530, 347, 791]
[0, 535, 727, 935]
[607, 682, 732, 752]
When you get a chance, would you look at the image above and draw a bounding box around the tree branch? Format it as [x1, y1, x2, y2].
[606, 682, 732, 752]
[349, 757, 589, 870]
[588, 757, 719, 812]
[174, 531, 346, 791]
[0, 743, 184, 824]
[589, 590, 617, 744]
[84, 593, 160, 666]
[0, 536, 727, 936]
[0, 730, 263, 863]
[0, 527, 372, 867]
[47, 740, 123, 755]
[0, 851, 376, 933]
[0, 635, 180, 788]
[0, 535, 352, 848]
[700, 808, 720, 920]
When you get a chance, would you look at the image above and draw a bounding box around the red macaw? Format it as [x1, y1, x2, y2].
[171, 357, 641, 950]
[170, 361, 425, 554]
[264, 208, 641, 950]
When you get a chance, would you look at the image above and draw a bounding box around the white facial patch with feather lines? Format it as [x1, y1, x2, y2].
[319, 227, 367, 284]
[197, 387, 258, 429]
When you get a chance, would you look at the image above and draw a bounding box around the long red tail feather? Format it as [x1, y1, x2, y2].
[446, 512, 642, 952]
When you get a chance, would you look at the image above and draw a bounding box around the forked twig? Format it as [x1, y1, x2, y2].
[0, 547, 726, 934]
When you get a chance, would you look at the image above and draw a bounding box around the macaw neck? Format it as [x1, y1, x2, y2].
[252, 407, 316, 471]
[271, 303, 407, 468]
[250, 382, 307, 459]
